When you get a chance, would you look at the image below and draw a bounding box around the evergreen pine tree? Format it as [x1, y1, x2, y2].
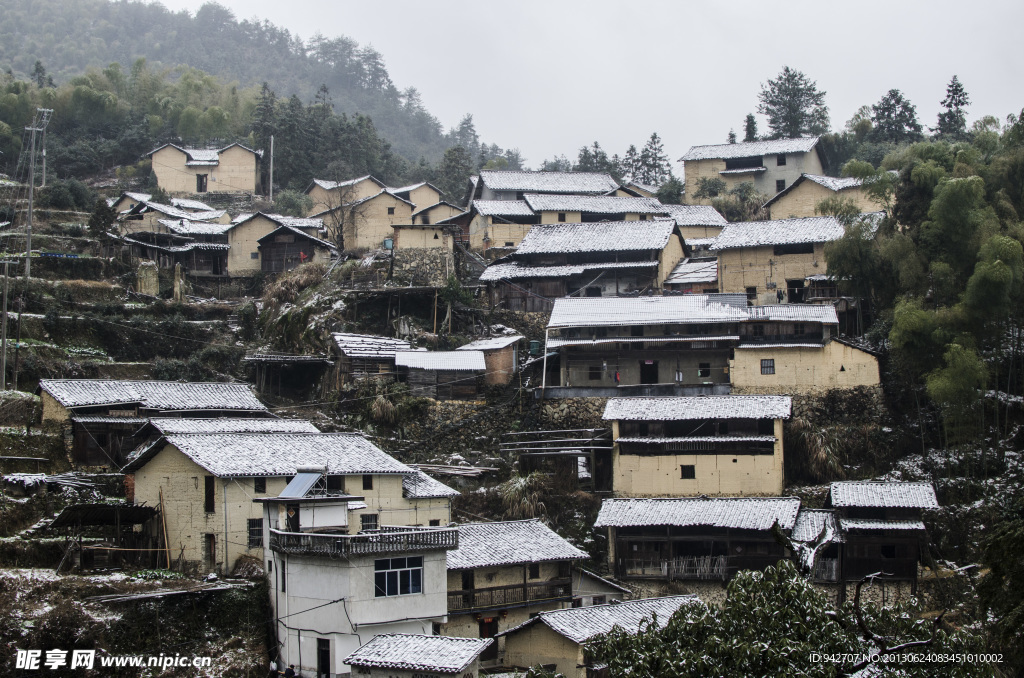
[935, 75, 970, 140]
[743, 113, 758, 142]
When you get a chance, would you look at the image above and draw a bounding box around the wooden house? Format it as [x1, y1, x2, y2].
[344, 634, 492, 678]
[148, 143, 260, 195]
[456, 334, 523, 386]
[256, 224, 335, 274]
[331, 333, 414, 385]
[765, 173, 889, 219]
[395, 351, 486, 400]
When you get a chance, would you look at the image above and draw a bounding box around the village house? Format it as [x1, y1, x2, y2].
[594, 496, 800, 584]
[256, 467, 459, 677]
[664, 256, 719, 293]
[602, 395, 791, 497]
[409, 199, 465, 226]
[456, 334, 523, 386]
[227, 212, 326, 276]
[257, 224, 336, 273]
[499, 596, 698, 677]
[108, 192, 216, 216]
[304, 175, 387, 215]
[467, 200, 538, 252]
[765, 173, 888, 219]
[660, 204, 729, 243]
[391, 223, 455, 254]
[344, 634, 492, 678]
[480, 220, 684, 312]
[395, 351, 487, 401]
[679, 137, 823, 205]
[389, 181, 444, 210]
[522, 193, 669, 224]
[123, 431, 455, 573]
[119, 199, 229, 235]
[37, 379, 269, 467]
[468, 170, 623, 203]
[440, 519, 588, 664]
[623, 180, 659, 197]
[571, 569, 629, 608]
[312, 190, 414, 251]
[148, 142, 260, 195]
[791, 507, 842, 583]
[330, 332, 415, 385]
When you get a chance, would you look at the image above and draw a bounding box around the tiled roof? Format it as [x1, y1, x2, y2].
[661, 204, 728, 226]
[169, 198, 215, 211]
[447, 519, 587, 570]
[120, 191, 151, 203]
[828, 481, 939, 509]
[626, 181, 660, 194]
[122, 237, 230, 254]
[745, 304, 839, 323]
[666, 257, 718, 285]
[411, 201, 463, 217]
[344, 634, 492, 674]
[548, 295, 748, 328]
[594, 497, 802, 531]
[603, 395, 792, 421]
[479, 170, 619, 194]
[515, 221, 675, 255]
[472, 200, 535, 217]
[680, 137, 819, 162]
[791, 508, 840, 542]
[39, 379, 266, 411]
[395, 351, 485, 372]
[547, 335, 739, 349]
[683, 237, 717, 249]
[332, 333, 413, 358]
[479, 260, 658, 282]
[711, 216, 844, 250]
[804, 174, 866, 192]
[498, 595, 699, 644]
[403, 470, 459, 499]
[523, 194, 668, 215]
[310, 175, 384, 191]
[456, 335, 523, 351]
[719, 167, 767, 175]
[122, 432, 413, 476]
[839, 517, 926, 532]
[159, 219, 234, 236]
[144, 418, 319, 435]
[615, 435, 776, 444]
[256, 224, 336, 250]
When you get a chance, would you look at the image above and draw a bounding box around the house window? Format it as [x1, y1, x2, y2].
[429, 519, 441, 527]
[504, 241, 514, 247]
[280, 560, 286, 592]
[422, 215, 431, 225]
[557, 212, 566, 222]
[630, 326, 644, 337]
[362, 474, 373, 490]
[776, 154, 787, 166]
[881, 544, 902, 559]
[680, 465, 696, 479]
[204, 476, 215, 513]
[361, 514, 379, 531]
[794, 323, 805, 335]
[247, 519, 263, 548]
[387, 207, 395, 215]
[698, 363, 711, 378]
[196, 174, 208, 192]
[761, 359, 776, 375]
[588, 365, 602, 381]
[254, 477, 266, 494]
[637, 422, 649, 436]
[374, 556, 423, 596]
[773, 242, 814, 256]
[746, 286, 757, 300]
[776, 179, 786, 193]
[528, 563, 541, 579]
[592, 595, 607, 605]
[326, 475, 344, 492]
[250, 252, 259, 259]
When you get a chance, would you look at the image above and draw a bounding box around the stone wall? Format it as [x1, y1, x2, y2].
[537, 397, 608, 430]
[390, 248, 457, 287]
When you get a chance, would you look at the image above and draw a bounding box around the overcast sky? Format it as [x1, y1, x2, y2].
[157, 0, 1023, 171]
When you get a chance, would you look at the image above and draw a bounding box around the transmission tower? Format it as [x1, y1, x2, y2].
[25, 107, 53, 280]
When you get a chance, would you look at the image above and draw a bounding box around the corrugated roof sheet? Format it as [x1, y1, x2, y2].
[711, 216, 844, 250]
[666, 257, 718, 285]
[479, 260, 658, 282]
[456, 335, 523, 351]
[447, 519, 588, 570]
[332, 333, 413, 358]
[499, 595, 699, 644]
[745, 304, 839, 323]
[344, 634, 492, 673]
[594, 497, 801, 531]
[516, 221, 675, 255]
[839, 517, 926, 532]
[828, 482, 939, 509]
[791, 508, 839, 542]
[145, 418, 319, 434]
[472, 200, 535, 217]
[604, 395, 792, 421]
[395, 351, 485, 372]
[480, 170, 619, 194]
[681, 137, 819, 161]
[403, 470, 460, 499]
[523, 194, 668, 214]
[39, 379, 265, 411]
[548, 295, 748, 328]
[661, 204, 728, 226]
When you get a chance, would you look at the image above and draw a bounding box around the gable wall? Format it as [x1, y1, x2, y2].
[227, 216, 278, 274]
[306, 179, 382, 216]
[407, 185, 442, 210]
[717, 242, 827, 303]
[683, 150, 824, 205]
[503, 623, 584, 678]
[770, 183, 880, 220]
[729, 341, 880, 394]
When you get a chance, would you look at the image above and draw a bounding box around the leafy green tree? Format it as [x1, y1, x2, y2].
[925, 343, 987, 445]
[743, 113, 758, 142]
[435, 145, 473, 202]
[935, 75, 970, 140]
[870, 89, 923, 144]
[655, 177, 684, 205]
[31, 60, 53, 88]
[87, 197, 117, 237]
[919, 176, 997, 280]
[756, 66, 830, 139]
[693, 177, 726, 200]
[273, 189, 312, 217]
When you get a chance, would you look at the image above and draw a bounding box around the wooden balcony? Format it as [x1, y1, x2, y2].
[268, 526, 457, 557]
[447, 578, 572, 612]
[622, 556, 728, 581]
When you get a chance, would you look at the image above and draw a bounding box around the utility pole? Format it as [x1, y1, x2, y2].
[269, 135, 274, 202]
[24, 108, 53, 280]
[40, 126, 46, 189]
[0, 260, 10, 390]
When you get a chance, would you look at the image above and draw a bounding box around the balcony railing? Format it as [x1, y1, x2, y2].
[268, 526, 457, 557]
[739, 333, 824, 345]
[447, 578, 572, 612]
[622, 556, 728, 580]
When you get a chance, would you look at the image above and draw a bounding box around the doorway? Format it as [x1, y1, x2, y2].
[316, 638, 330, 678]
[196, 174, 208, 192]
[639, 360, 659, 384]
[478, 617, 499, 660]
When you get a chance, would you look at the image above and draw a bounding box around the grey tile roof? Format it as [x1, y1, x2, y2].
[122, 432, 413, 477]
[395, 351, 485, 372]
[547, 335, 739, 349]
[626, 181, 660, 194]
[403, 470, 460, 499]
[234, 213, 325, 231]
[479, 170, 619, 194]
[828, 481, 939, 509]
[498, 595, 699, 644]
[479, 260, 658, 282]
[515, 221, 675, 255]
[548, 295, 748, 328]
[472, 200, 535, 217]
[661, 204, 728, 226]
[839, 517, 926, 532]
[456, 335, 523, 351]
[122, 237, 230, 254]
[665, 257, 718, 285]
[683, 237, 717, 249]
[711, 216, 844, 250]
[594, 497, 802, 531]
[169, 197, 215, 211]
[803, 174, 865, 192]
[311, 175, 384, 191]
[745, 304, 839, 323]
[159, 219, 234, 236]
[791, 508, 839, 542]
[145, 418, 320, 435]
[132, 201, 209, 222]
[680, 137, 819, 162]
[344, 634, 492, 674]
[603, 395, 792, 422]
[39, 379, 266, 412]
[447, 519, 588, 570]
[332, 333, 413, 358]
[256, 224, 336, 250]
[523, 194, 668, 215]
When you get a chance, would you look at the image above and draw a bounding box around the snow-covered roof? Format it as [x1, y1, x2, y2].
[479, 170, 619, 194]
[456, 335, 523, 351]
[828, 482, 939, 509]
[395, 351, 486, 372]
[497, 595, 699, 644]
[745, 304, 839, 324]
[523, 194, 668, 215]
[615, 435, 775, 444]
[344, 634, 492, 674]
[548, 295, 748, 328]
[711, 216, 844, 251]
[170, 197, 215, 211]
[122, 237, 230, 254]
[123, 432, 413, 477]
[661, 204, 728, 226]
[332, 333, 413, 359]
[791, 508, 839, 542]
[594, 497, 801, 531]
[233, 213, 324, 231]
[603, 395, 792, 422]
[310, 175, 384, 191]
[117, 191, 151, 204]
[719, 166, 767, 175]
[447, 519, 588, 570]
[411, 200, 463, 217]
[472, 200, 535, 217]
[626, 181, 660, 194]
[479, 260, 658, 282]
[680, 137, 819, 162]
[839, 517, 926, 532]
[683, 237, 717, 249]
[38, 379, 266, 412]
[515, 221, 675, 255]
[143, 418, 319, 435]
[256, 224, 336, 251]
[403, 470, 459, 499]
[390, 181, 436, 194]
[159, 219, 234, 236]
[665, 257, 718, 285]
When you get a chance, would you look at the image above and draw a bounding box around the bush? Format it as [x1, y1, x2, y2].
[273, 189, 312, 217]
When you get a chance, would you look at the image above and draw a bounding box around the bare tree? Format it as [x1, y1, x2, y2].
[314, 182, 375, 253]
